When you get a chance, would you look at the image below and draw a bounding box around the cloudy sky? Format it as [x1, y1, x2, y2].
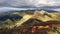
[0, 0, 60, 7]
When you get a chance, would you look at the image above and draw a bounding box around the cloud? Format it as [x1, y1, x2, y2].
[0, 0, 6, 3]
[33, 0, 60, 7]
[0, 0, 60, 7]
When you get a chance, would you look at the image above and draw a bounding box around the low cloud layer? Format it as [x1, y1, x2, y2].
[0, 0, 60, 7]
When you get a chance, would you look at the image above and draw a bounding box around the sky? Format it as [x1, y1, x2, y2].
[0, 0, 60, 8]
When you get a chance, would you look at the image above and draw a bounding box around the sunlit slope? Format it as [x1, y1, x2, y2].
[15, 15, 32, 27]
[33, 10, 59, 22]
[50, 12, 60, 20]
[14, 10, 60, 28]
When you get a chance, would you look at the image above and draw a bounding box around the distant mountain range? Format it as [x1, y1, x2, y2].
[0, 7, 60, 13]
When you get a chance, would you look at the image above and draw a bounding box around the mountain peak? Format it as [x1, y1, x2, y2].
[34, 10, 48, 17]
[33, 10, 57, 22]
[40, 10, 47, 14]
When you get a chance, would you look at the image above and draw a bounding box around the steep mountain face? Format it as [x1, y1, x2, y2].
[0, 10, 59, 29]
[9, 10, 60, 28]
[19, 10, 60, 28]
[0, 10, 60, 34]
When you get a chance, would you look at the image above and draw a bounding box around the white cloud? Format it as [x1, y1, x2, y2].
[33, 0, 59, 7]
[0, 0, 60, 7]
